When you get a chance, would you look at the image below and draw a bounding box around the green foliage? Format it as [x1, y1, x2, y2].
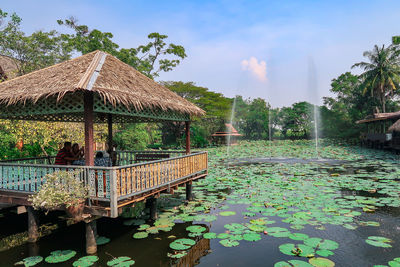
[29, 171, 88, 212]
[0, 9, 71, 76]
[352, 44, 400, 113]
[58, 18, 186, 79]
[114, 123, 159, 150]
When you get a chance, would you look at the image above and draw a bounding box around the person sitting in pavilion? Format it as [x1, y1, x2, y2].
[55, 142, 77, 165]
[94, 151, 111, 167]
[71, 143, 85, 165]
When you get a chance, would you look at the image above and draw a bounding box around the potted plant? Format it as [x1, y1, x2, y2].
[29, 171, 88, 221]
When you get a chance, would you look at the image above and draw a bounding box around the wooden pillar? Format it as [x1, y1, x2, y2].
[85, 220, 97, 254]
[107, 114, 113, 153]
[84, 92, 95, 166]
[185, 121, 191, 154]
[186, 181, 193, 201]
[27, 206, 39, 243]
[147, 197, 158, 220]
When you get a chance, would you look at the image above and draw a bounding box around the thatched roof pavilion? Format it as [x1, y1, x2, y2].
[0, 50, 204, 165]
[388, 119, 400, 132]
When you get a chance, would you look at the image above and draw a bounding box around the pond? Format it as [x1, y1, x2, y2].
[1, 140, 399, 266]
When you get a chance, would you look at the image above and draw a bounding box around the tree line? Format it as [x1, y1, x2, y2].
[0, 8, 399, 159]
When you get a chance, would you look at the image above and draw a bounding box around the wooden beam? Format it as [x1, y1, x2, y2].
[185, 121, 191, 154]
[84, 92, 95, 166]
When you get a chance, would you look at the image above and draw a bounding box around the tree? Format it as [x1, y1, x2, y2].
[237, 98, 270, 140]
[161, 81, 231, 146]
[58, 18, 186, 79]
[352, 44, 400, 113]
[0, 9, 70, 75]
[279, 102, 314, 139]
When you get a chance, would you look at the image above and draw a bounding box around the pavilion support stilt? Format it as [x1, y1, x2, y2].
[85, 220, 97, 254]
[185, 121, 191, 155]
[27, 206, 39, 243]
[147, 197, 158, 220]
[186, 181, 193, 201]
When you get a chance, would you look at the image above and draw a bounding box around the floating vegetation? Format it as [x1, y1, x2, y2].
[133, 232, 148, 239]
[45, 250, 76, 263]
[14, 256, 43, 266]
[365, 236, 393, 248]
[169, 238, 196, 250]
[72, 255, 99, 267]
[107, 256, 135, 266]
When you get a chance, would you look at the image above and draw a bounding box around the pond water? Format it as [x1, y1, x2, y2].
[0, 140, 399, 267]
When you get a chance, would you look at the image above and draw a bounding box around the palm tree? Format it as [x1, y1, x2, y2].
[352, 44, 400, 113]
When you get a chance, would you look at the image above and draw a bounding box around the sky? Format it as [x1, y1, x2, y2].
[1, 0, 400, 107]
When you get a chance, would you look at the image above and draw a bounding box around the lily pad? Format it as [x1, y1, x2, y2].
[366, 236, 392, 248]
[203, 232, 217, 239]
[274, 260, 314, 267]
[96, 236, 110, 245]
[186, 225, 207, 233]
[243, 233, 262, 241]
[219, 239, 239, 247]
[308, 257, 335, 267]
[107, 256, 135, 266]
[220, 211, 236, 216]
[45, 250, 76, 263]
[133, 232, 149, 239]
[15, 256, 43, 266]
[73, 256, 99, 267]
[169, 238, 196, 250]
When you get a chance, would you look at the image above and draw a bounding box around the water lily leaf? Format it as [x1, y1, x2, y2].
[217, 233, 231, 239]
[169, 238, 196, 250]
[308, 257, 335, 267]
[133, 232, 149, 239]
[186, 225, 207, 233]
[279, 243, 314, 257]
[266, 227, 291, 237]
[304, 238, 339, 250]
[366, 236, 392, 248]
[107, 256, 135, 266]
[203, 232, 217, 239]
[219, 239, 239, 247]
[73, 256, 99, 267]
[167, 251, 187, 259]
[243, 233, 261, 241]
[219, 211, 236, 216]
[45, 250, 76, 263]
[274, 260, 314, 267]
[15, 256, 43, 266]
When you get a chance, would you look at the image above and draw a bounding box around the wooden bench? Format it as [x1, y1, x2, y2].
[135, 153, 170, 163]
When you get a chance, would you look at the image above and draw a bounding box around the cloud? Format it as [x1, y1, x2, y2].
[241, 57, 267, 82]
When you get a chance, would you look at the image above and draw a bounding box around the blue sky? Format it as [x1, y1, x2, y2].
[2, 0, 400, 106]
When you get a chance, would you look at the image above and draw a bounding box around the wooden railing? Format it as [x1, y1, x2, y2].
[115, 151, 208, 200]
[116, 150, 185, 165]
[0, 151, 208, 217]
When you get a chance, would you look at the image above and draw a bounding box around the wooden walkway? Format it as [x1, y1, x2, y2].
[0, 151, 208, 217]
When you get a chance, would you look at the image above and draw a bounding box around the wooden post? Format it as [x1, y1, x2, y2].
[147, 197, 158, 220]
[186, 181, 193, 201]
[27, 206, 39, 243]
[185, 121, 191, 155]
[107, 114, 113, 154]
[84, 92, 95, 166]
[85, 220, 97, 254]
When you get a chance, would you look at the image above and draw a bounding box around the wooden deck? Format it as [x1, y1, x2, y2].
[0, 150, 208, 217]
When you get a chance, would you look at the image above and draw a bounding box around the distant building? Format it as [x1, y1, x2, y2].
[211, 123, 242, 145]
[356, 111, 400, 150]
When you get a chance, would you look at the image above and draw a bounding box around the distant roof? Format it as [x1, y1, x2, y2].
[0, 50, 204, 118]
[356, 111, 400, 124]
[212, 123, 243, 137]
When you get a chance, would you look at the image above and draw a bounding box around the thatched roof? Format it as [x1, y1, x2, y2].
[0, 50, 204, 117]
[356, 111, 400, 124]
[389, 119, 400, 132]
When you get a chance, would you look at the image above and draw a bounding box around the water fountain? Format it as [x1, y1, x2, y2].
[308, 56, 320, 159]
[268, 106, 272, 159]
[226, 96, 237, 159]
